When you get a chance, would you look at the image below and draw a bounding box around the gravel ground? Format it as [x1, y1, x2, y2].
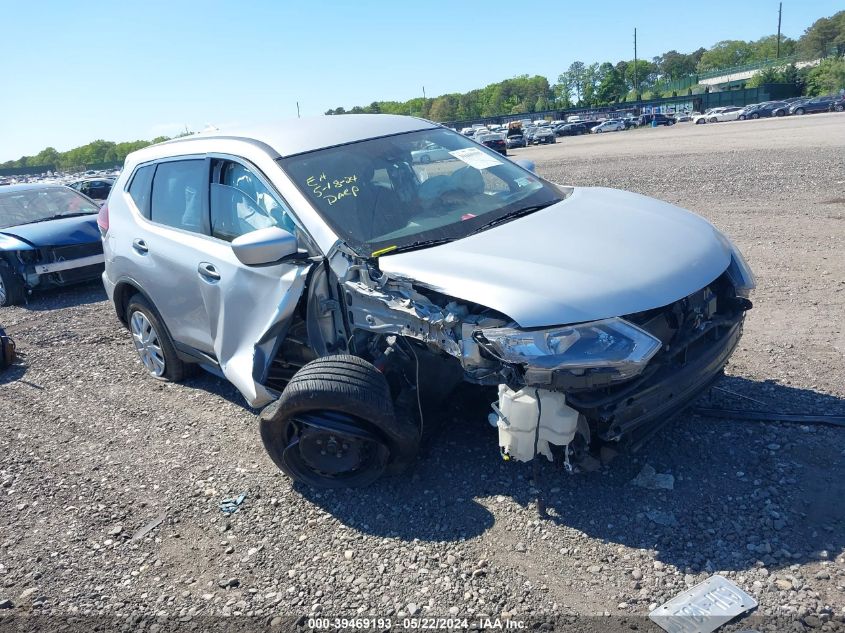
[1, 113, 844, 632]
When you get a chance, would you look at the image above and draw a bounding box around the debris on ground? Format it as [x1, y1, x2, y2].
[219, 493, 247, 514]
[131, 514, 165, 541]
[631, 463, 675, 490]
[649, 574, 757, 633]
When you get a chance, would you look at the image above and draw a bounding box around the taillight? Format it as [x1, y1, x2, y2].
[97, 201, 109, 237]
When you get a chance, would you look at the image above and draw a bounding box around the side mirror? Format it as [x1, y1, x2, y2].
[515, 159, 536, 174]
[231, 227, 298, 266]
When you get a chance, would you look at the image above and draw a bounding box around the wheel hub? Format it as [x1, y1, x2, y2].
[130, 311, 166, 377]
[298, 426, 364, 475]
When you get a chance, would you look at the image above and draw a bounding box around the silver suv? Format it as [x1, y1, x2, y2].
[101, 115, 754, 488]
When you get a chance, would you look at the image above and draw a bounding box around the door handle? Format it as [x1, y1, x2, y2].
[132, 239, 149, 254]
[197, 262, 221, 281]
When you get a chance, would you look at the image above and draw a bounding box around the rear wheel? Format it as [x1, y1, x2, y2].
[0, 263, 25, 307]
[795, 108, 805, 115]
[751, 112, 760, 119]
[260, 355, 420, 488]
[709, 117, 718, 123]
[835, 104, 843, 112]
[125, 294, 190, 382]
[775, 110, 785, 117]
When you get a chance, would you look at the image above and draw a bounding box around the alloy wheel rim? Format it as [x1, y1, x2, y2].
[130, 311, 165, 376]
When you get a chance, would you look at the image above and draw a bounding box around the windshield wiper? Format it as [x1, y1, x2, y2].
[15, 212, 97, 225]
[372, 237, 455, 257]
[469, 201, 558, 235]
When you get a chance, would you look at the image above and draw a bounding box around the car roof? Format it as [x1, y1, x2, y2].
[149, 115, 438, 160]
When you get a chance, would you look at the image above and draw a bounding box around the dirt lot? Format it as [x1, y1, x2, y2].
[2, 113, 845, 631]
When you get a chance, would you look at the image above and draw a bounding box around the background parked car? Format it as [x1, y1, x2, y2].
[506, 134, 527, 148]
[830, 95, 845, 112]
[592, 119, 625, 133]
[0, 184, 104, 306]
[637, 113, 675, 127]
[411, 142, 452, 164]
[67, 177, 114, 202]
[771, 100, 802, 117]
[745, 101, 787, 119]
[479, 133, 508, 155]
[790, 95, 836, 115]
[556, 123, 587, 136]
[532, 127, 556, 144]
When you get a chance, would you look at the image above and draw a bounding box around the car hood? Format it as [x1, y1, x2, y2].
[377, 187, 732, 327]
[0, 214, 101, 248]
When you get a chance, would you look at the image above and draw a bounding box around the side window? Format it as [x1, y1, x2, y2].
[150, 160, 207, 232]
[209, 160, 298, 242]
[127, 165, 155, 219]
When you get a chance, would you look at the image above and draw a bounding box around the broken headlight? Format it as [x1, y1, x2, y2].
[478, 317, 662, 381]
[717, 232, 756, 298]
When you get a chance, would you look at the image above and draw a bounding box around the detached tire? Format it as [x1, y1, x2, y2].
[0, 263, 25, 307]
[260, 355, 420, 489]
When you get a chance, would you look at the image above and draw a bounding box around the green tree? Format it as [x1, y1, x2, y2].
[805, 57, 845, 95]
[798, 11, 845, 58]
[698, 40, 756, 70]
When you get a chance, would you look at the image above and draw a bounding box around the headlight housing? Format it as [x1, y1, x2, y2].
[478, 317, 662, 381]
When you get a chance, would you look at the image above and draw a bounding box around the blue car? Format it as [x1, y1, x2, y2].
[0, 184, 104, 306]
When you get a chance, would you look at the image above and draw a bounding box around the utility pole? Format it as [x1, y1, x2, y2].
[634, 28, 638, 99]
[776, 2, 782, 59]
[423, 86, 426, 100]
[296, 101, 300, 118]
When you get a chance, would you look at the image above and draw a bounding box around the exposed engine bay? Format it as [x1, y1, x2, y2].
[262, 244, 752, 471]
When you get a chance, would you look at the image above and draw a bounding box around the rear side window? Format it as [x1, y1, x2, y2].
[128, 165, 155, 219]
[150, 160, 207, 233]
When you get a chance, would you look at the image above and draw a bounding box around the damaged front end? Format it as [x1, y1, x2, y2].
[314, 246, 753, 468]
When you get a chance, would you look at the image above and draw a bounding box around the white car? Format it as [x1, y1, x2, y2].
[693, 107, 743, 124]
[101, 114, 755, 488]
[592, 120, 625, 133]
[411, 142, 452, 164]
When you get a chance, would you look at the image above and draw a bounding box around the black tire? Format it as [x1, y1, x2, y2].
[125, 293, 191, 382]
[420, 154, 431, 164]
[775, 110, 785, 117]
[709, 117, 718, 123]
[738, 115, 746, 120]
[0, 262, 25, 307]
[751, 112, 760, 120]
[696, 119, 705, 124]
[795, 108, 805, 115]
[260, 355, 420, 489]
[835, 105, 844, 112]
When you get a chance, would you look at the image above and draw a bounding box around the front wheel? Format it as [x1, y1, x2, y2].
[709, 117, 718, 123]
[794, 108, 805, 115]
[125, 294, 191, 382]
[835, 105, 843, 112]
[260, 355, 420, 488]
[775, 110, 785, 117]
[0, 263, 25, 307]
[751, 113, 760, 119]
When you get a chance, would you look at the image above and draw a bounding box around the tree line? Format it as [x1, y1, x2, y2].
[325, 10, 844, 121]
[3, 11, 843, 171]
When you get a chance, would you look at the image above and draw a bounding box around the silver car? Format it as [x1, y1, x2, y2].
[101, 115, 755, 488]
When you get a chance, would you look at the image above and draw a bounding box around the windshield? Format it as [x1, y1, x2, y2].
[0, 187, 99, 229]
[280, 127, 567, 257]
